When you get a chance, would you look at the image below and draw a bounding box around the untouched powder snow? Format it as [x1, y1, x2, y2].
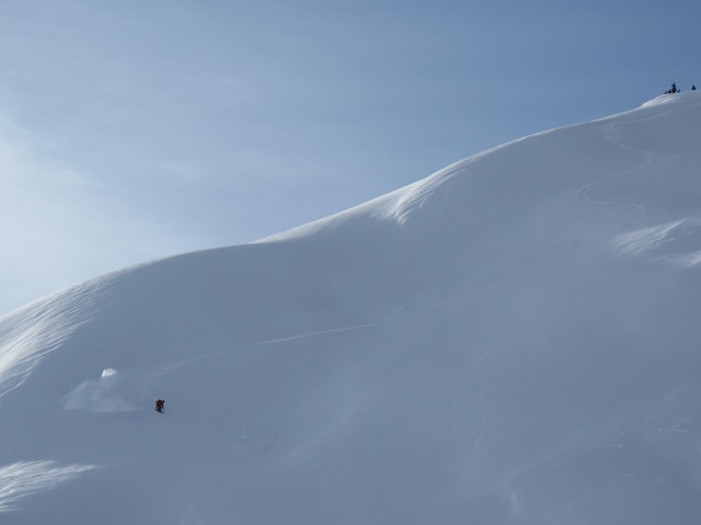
[2, 92, 701, 523]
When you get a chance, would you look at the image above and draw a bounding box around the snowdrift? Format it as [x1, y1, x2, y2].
[2, 92, 701, 524]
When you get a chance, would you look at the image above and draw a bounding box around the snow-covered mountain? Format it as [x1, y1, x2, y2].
[2, 92, 701, 524]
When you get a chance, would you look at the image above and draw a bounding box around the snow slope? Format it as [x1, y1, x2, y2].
[2, 92, 701, 524]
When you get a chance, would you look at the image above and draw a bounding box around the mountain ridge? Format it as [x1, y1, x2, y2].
[2, 92, 701, 524]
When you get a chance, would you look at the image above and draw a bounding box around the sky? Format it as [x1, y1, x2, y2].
[1, 0, 699, 315]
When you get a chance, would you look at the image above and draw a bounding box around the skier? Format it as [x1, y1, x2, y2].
[155, 399, 165, 413]
[693, 84, 697, 91]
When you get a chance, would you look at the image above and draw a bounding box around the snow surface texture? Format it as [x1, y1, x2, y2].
[2, 92, 701, 524]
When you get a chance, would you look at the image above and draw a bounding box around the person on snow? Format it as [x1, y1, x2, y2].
[155, 399, 165, 413]
[693, 84, 697, 91]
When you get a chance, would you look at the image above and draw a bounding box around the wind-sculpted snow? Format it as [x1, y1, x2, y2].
[0, 461, 95, 512]
[2, 92, 701, 524]
[0, 278, 109, 399]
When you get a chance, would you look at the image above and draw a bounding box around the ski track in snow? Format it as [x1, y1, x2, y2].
[163, 314, 402, 371]
[576, 121, 650, 221]
[162, 258, 561, 377]
[578, 103, 697, 222]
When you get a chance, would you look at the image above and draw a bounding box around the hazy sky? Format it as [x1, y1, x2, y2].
[1, 0, 699, 314]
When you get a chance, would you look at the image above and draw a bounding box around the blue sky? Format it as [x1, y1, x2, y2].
[1, 0, 699, 314]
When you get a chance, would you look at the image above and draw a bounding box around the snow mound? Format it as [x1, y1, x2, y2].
[64, 368, 139, 412]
